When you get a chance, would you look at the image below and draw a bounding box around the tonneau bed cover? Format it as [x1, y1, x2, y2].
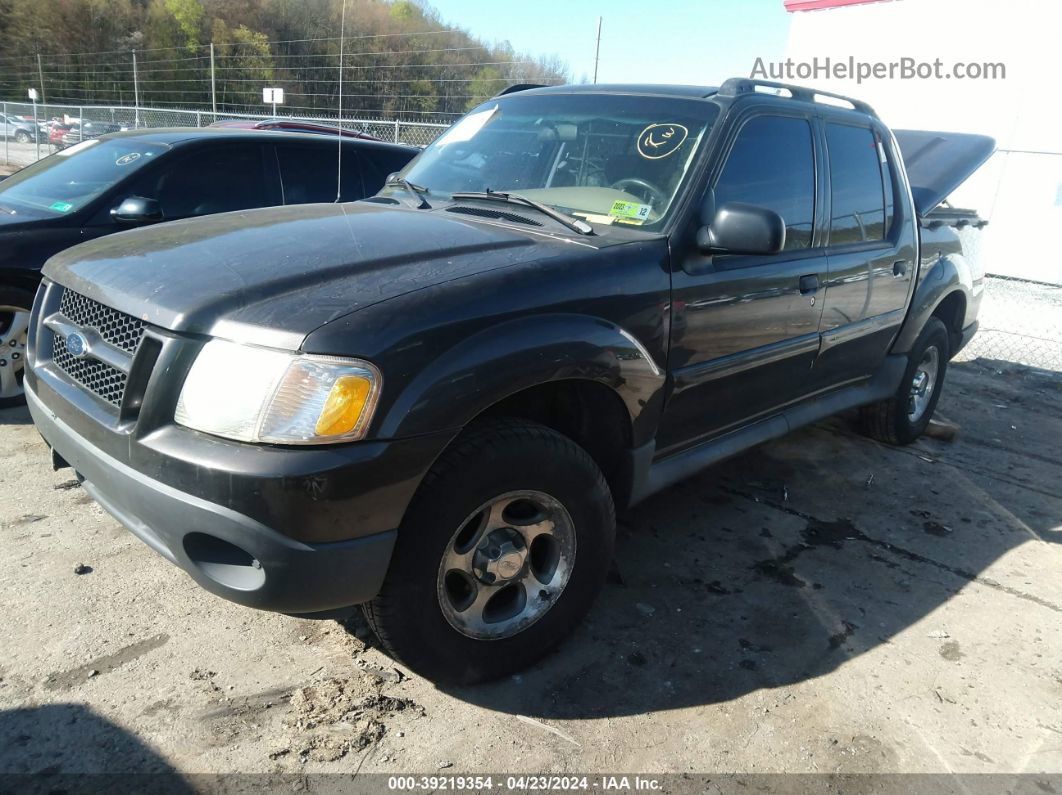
[894, 129, 996, 216]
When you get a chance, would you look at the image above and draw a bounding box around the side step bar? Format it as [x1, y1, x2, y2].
[628, 354, 907, 506]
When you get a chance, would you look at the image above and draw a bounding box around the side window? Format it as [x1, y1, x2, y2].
[278, 145, 354, 204]
[128, 144, 270, 220]
[714, 115, 815, 251]
[826, 123, 886, 244]
[360, 147, 415, 195]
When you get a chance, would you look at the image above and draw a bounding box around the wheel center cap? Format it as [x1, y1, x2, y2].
[474, 529, 528, 583]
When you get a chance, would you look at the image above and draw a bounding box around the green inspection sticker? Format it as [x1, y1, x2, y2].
[608, 200, 651, 224]
[49, 201, 74, 213]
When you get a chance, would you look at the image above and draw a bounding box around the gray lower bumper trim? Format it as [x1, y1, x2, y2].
[27, 383, 395, 613]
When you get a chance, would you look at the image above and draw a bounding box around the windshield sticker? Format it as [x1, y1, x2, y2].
[575, 212, 615, 225]
[49, 201, 74, 213]
[636, 123, 689, 160]
[609, 200, 651, 224]
[115, 152, 142, 166]
[436, 104, 498, 147]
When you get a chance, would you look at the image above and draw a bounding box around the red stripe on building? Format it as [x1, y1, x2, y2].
[785, 0, 892, 11]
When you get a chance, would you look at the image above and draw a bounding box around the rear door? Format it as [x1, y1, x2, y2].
[660, 111, 827, 453]
[813, 118, 916, 387]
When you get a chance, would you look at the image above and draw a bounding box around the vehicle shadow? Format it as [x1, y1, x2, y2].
[0, 404, 31, 425]
[0, 703, 195, 790]
[432, 359, 1061, 718]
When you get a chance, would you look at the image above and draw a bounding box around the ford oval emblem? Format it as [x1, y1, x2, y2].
[65, 331, 88, 359]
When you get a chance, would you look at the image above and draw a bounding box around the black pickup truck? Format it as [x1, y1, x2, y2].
[24, 80, 993, 683]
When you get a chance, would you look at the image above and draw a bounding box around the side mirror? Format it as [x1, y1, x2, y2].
[111, 196, 162, 224]
[697, 201, 786, 256]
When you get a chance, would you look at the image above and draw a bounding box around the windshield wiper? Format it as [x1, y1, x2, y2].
[385, 176, 432, 209]
[451, 190, 594, 235]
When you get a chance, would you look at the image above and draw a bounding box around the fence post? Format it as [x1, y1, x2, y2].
[3, 102, 8, 166]
[394, 119, 400, 144]
[32, 97, 40, 162]
[132, 50, 140, 129]
[210, 43, 217, 116]
[196, 111, 202, 128]
[37, 54, 46, 106]
[78, 108, 84, 142]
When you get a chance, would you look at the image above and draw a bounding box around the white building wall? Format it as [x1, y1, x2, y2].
[784, 0, 1062, 283]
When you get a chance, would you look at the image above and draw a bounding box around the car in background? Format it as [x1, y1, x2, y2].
[59, 120, 125, 148]
[0, 113, 44, 144]
[0, 126, 418, 407]
[48, 121, 74, 149]
[209, 118, 381, 140]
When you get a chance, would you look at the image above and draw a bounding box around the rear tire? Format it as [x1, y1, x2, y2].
[859, 317, 950, 445]
[362, 418, 615, 684]
[14, 130, 31, 144]
[0, 286, 34, 409]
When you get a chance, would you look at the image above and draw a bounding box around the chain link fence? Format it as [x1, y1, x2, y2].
[957, 276, 1062, 371]
[1, 101, 449, 169]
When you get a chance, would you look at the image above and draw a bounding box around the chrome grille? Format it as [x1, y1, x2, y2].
[51, 335, 127, 406]
[50, 289, 146, 408]
[59, 289, 145, 354]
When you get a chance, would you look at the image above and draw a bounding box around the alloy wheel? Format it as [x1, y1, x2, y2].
[436, 490, 576, 640]
[0, 305, 30, 401]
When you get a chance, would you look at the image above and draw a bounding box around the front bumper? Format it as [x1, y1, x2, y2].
[28, 381, 425, 614]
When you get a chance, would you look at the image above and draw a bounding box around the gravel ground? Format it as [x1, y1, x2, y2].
[0, 358, 1061, 784]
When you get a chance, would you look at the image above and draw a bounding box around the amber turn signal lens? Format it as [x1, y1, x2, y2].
[315, 375, 373, 437]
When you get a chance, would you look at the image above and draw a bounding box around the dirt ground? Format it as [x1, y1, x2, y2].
[1, 358, 1060, 783]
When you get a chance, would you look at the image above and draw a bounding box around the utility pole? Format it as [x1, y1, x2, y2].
[593, 16, 602, 84]
[210, 42, 217, 118]
[36, 54, 46, 107]
[132, 50, 140, 128]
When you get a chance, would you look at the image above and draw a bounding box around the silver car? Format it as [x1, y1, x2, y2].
[0, 113, 44, 144]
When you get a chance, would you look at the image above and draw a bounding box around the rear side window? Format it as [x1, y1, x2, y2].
[826, 123, 887, 244]
[713, 115, 816, 251]
[278, 145, 364, 204]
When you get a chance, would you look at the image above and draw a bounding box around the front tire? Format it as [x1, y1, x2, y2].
[859, 316, 950, 445]
[0, 287, 34, 409]
[362, 418, 615, 684]
[14, 130, 31, 144]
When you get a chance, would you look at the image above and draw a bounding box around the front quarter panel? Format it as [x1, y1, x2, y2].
[300, 237, 672, 448]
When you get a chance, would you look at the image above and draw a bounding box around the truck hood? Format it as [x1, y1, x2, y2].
[43, 201, 587, 350]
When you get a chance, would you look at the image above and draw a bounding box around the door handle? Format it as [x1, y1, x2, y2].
[892, 260, 908, 277]
[798, 274, 819, 295]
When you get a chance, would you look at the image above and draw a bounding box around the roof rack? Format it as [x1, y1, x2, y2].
[717, 77, 877, 117]
[494, 83, 547, 97]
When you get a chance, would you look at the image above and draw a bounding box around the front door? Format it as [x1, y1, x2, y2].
[658, 112, 827, 455]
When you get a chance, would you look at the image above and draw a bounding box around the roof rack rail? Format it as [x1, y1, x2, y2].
[717, 78, 877, 117]
[495, 83, 547, 97]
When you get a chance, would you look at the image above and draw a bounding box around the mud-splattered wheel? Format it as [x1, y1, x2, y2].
[860, 317, 950, 445]
[363, 419, 615, 684]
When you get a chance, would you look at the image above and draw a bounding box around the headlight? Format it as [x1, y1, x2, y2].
[174, 339, 381, 444]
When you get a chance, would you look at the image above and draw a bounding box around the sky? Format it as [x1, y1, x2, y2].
[427, 0, 793, 85]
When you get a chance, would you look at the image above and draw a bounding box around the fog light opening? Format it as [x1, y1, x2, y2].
[183, 532, 266, 591]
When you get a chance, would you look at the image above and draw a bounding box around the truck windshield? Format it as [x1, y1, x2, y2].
[397, 93, 719, 229]
[0, 138, 169, 216]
